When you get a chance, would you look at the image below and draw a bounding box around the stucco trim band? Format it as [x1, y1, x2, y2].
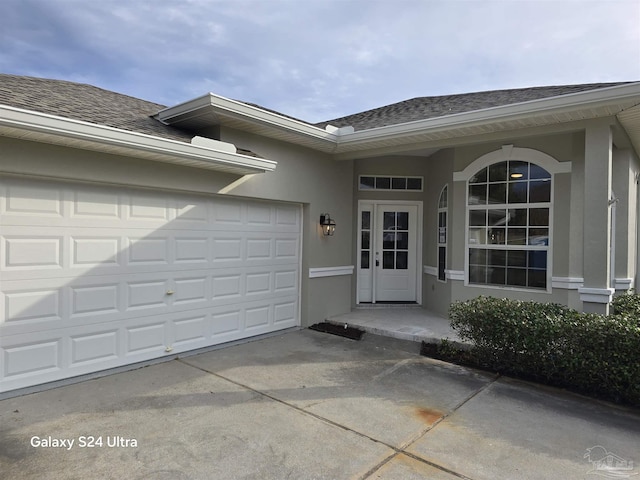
[309, 266, 355, 278]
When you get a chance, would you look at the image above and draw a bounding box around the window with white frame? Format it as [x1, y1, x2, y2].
[438, 185, 448, 282]
[467, 160, 551, 289]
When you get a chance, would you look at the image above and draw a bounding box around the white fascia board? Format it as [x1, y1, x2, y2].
[0, 105, 277, 174]
[158, 93, 338, 144]
[336, 82, 640, 146]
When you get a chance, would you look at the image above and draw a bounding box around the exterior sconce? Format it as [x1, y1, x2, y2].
[319, 213, 336, 236]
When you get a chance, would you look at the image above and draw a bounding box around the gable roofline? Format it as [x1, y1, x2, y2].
[0, 104, 277, 175]
[156, 93, 340, 153]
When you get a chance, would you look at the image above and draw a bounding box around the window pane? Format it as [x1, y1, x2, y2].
[469, 184, 487, 205]
[361, 211, 370, 230]
[508, 208, 527, 226]
[360, 176, 375, 189]
[530, 208, 549, 226]
[396, 232, 408, 250]
[529, 180, 551, 203]
[382, 251, 394, 269]
[489, 227, 505, 244]
[507, 250, 527, 267]
[488, 267, 506, 285]
[508, 182, 527, 203]
[439, 211, 446, 228]
[530, 164, 551, 180]
[439, 187, 448, 208]
[376, 177, 391, 189]
[397, 212, 409, 230]
[470, 210, 486, 226]
[383, 212, 395, 229]
[383, 233, 395, 249]
[361, 251, 370, 269]
[487, 249, 506, 267]
[438, 247, 446, 281]
[507, 268, 527, 286]
[528, 250, 547, 269]
[489, 162, 507, 182]
[488, 209, 507, 226]
[528, 269, 547, 288]
[361, 231, 370, 250]
[396, 251, 408, 269]
[392, 177, 407, 190]
[488, 183, 507, 204]
[528, 229, 549, 246]
[469, 265, 487, 283]
[469, 227, 487, 245]
[507, 228, 527, 245]
[407, 178, 422, 190]
[439, 226, 447, 244]
[469, 248, 487, 265]
[469, 167, 487, 184]
[509, 161, 529, 180]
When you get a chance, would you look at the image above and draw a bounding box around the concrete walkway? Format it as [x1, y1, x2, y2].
[1, 329, 639, 479]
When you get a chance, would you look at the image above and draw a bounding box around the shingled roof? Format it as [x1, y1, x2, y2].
[315, 83, 634, 131]
[0, 73, 194, 143]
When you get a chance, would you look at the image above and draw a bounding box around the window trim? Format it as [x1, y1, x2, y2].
[456, 147, 560, 293]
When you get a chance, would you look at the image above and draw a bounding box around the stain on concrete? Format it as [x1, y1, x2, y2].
[415, 407, 443, 425]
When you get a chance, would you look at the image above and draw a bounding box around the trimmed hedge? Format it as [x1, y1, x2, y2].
[448, 296, 640, 406]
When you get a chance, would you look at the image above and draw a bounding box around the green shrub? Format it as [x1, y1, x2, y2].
[612, 291, 640, 318]
[449, 296, 640, 406]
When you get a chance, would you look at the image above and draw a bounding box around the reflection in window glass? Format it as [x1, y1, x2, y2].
[360, 176, 375, 189]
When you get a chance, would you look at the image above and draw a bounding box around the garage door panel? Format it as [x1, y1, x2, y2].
[70, 329, 119, 367]
[1, 181, 64, 218]
[2, 334, 63, 382]
[0, 178, 301, 393]
[3, 235, 64, 270]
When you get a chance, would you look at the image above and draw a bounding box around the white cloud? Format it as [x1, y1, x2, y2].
[0, 0, 638, 122]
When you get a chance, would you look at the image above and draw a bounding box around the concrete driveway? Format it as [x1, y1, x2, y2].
[1, 329, 639, 479]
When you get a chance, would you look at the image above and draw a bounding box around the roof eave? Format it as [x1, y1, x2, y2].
[0, 105, 277, 175]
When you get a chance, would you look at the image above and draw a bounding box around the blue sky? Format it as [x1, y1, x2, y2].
[1, 0, 639, 123]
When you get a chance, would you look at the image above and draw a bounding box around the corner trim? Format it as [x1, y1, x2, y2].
[309, 265, 354, 278]
[578, 287, 615, 304]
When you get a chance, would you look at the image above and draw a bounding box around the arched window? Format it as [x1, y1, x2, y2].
[467, 160, 551, 289]
[438, 185, 448, 282]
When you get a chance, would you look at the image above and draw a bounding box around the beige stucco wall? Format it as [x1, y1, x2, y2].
[0, 133, 354, 327]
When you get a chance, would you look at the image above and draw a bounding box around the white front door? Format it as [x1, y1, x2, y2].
[357, 202, 420, 303]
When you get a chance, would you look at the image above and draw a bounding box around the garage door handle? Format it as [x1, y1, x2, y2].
[166, 290, 175, 295]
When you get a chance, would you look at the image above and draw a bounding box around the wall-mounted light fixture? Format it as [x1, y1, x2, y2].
[319, 213, 336, 236]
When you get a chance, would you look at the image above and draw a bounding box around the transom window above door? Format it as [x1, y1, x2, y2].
[359, 175, 423, 191]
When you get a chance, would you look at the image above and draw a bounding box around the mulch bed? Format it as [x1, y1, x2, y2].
[309, 322, 365, 340]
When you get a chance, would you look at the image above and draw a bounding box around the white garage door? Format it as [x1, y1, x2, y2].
[0, 177, 301, 393]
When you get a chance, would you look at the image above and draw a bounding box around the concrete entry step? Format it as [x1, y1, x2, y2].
[326, 308, 464, 350]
